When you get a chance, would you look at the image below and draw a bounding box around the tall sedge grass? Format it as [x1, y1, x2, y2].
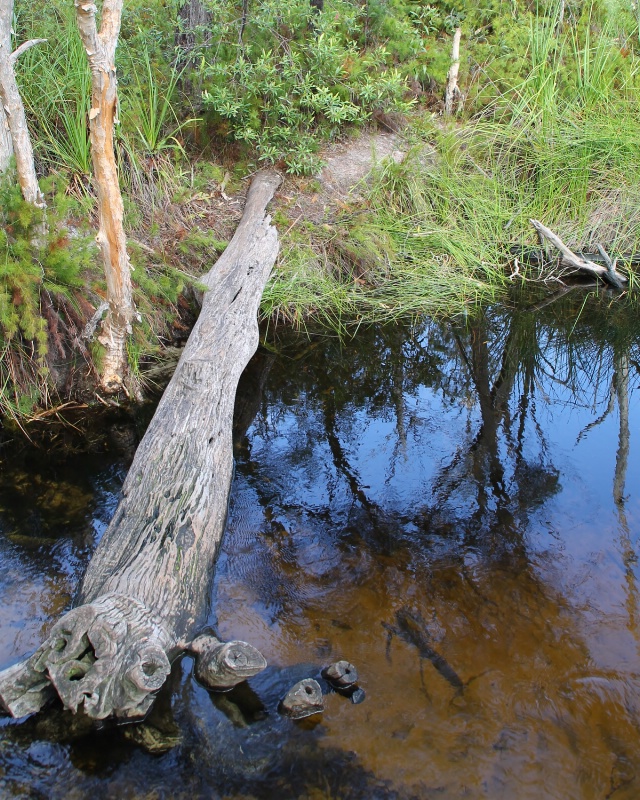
[119, 42, 198, 158]
[17, 11, 92, 178]
[266, 2, 640, 329]
[261, 243, 497, 333]
[473, 3, 640, 253]
[263, 156, 507, 331]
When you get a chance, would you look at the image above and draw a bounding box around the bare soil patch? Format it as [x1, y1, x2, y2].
[280, 131, 407, 223]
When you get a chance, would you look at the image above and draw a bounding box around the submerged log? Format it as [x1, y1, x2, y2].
[0, 170, 281, 721]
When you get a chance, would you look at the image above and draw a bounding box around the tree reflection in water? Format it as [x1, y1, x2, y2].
[0, 292, 639, 799]
[215, 292, 640, 798]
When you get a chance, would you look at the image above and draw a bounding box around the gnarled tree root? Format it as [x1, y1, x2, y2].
[0, 593, 173, 720]
[0, 598, 268, 719]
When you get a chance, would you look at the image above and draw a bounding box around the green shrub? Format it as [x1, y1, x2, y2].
[0, 177, 92, 356]
[200, 0, 415, 174]
[0, 175, 96, 417]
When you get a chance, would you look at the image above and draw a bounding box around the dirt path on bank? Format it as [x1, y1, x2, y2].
[157, 130, 411, 260]
[285, 131, 406, 222]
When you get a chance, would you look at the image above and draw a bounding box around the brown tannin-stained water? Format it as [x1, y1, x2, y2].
[1, 295, 639, 799]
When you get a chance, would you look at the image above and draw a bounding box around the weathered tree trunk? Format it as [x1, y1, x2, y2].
[0, 104, 11, 173]
[75, 0, 135, 393]
[444, 27, 462, 117]
[176, 0, 211, 51]
[0, 0, 45, 206]
[0, 170, 281, 721]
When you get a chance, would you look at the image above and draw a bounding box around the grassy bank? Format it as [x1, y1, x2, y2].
[266, 1, 640, 325]
[1, 0, 640, 420]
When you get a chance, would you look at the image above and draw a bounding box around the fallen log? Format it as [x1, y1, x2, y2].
[0, 170, 282, 721]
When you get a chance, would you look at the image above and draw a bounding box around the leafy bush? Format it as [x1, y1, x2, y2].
[200, 0, 416, 173]
[0, 174, 96, 418]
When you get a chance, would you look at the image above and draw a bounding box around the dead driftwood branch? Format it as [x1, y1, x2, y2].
[529, 219, 628, 290]
[595, 242, 626, 291]
[10, 38, 47, 63]
[0, 169, 282, 721]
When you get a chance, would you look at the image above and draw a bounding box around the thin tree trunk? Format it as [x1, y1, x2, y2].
[176, 0, 211, 50]
[0, 105, 11, 172]
[75, 0, 135, 393]
[175, 0, 211, 97]
[0, 0, 45, 206]
[556, 0, 565, 35]
[0, 170, 281, 722]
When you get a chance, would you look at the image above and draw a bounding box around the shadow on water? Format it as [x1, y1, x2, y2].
[1, 291, 640, 798]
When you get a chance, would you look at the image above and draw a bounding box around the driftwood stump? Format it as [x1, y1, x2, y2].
[0, 170, 281, 720]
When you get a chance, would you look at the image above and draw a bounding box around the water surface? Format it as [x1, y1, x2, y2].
[1, 294, 639, 798]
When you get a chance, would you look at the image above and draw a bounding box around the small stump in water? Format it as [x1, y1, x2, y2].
[322, 660, 358, 689]
[188, 635, 267, 691]
[322, 660, 365, 703]
[279, 678, 324, 719]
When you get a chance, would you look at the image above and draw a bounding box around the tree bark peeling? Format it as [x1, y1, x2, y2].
[75, 0, 136, 392]
[0, 170, 281, 721]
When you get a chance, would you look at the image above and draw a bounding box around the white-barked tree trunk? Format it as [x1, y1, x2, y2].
[0, 102, 11, 173]
[0, 0, 45, 206]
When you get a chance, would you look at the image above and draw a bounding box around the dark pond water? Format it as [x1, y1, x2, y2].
[1, 293, 639, 799]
